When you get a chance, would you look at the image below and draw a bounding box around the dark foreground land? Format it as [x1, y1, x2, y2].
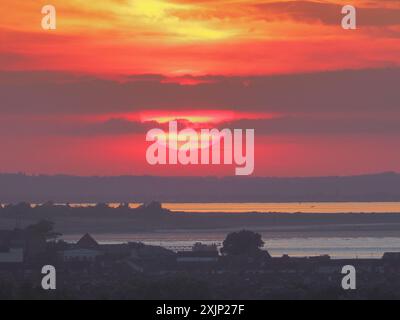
[2, 233, 400, 300]
[1, 218, 400, 300]
[3, 265, 400, 300]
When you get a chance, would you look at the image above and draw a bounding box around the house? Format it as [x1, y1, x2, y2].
[0, 227, 49, 264]
[128, 242, 176, 272]
[76, 233, 100, 250]
[101, 243, 130, 258]
[129, 242, 175, 259]
[0, 229, 33, 264]
[61, 248, 103, 262]
[0, 247, 24, 264]
[382, 252, 400, 261]
[177, 242, 220, 263]
[177, 251, 219, 263]
[60, 233, 103, 262]
[0, 230, 24, 269]
[315, 265, 339, 274]
[192, 242, 218, 253]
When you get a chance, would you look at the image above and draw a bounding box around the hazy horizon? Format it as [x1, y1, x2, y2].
[1, 172, 400, 203]
[0, 170, 398, 179]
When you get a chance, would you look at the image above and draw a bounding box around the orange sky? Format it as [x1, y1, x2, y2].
[1, 0, 400, 75]
[0, 1, 400, 176]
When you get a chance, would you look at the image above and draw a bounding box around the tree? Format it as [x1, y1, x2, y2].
[24, 220, 61, 241]
[221, 230, 264, 256]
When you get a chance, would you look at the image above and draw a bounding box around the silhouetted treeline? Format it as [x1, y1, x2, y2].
[4, 201, 400, 235]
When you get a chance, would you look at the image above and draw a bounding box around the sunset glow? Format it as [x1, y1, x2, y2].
[1, 0, 400, 74]
[0, 1, 400, 176]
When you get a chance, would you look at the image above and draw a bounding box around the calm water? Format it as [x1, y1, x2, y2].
[47, 201, 400, 259]
[62, 232, 400, 259]
[62, 202, 400, 213]
[162, 202, 400, 213]
[8, 201, 400, 259]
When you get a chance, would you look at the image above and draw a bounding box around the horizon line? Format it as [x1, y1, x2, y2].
[0, 171, 398, 179]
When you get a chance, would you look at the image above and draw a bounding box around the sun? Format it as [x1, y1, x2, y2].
[139, 110, 236, 125]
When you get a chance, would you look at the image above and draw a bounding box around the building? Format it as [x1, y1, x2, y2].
[176, 242, 219, 264]
[60, 233, 103, 262]
[177, 251, 219, 263]
[383, 252, 400, 261]
[128, 242, 176, 273]
[61, 248, 103, 262]
[76, 233, 100, 250]
[0, 247, 24, 264]
[192, 242, 218, 253]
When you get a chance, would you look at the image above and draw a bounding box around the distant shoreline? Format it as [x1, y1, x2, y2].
[2, 203, 400, 236]
[3, 201, 400, 214]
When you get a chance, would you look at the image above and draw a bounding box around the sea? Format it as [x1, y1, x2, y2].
[59, 201, 400, 259]
[5, 201, 400, 259]
[61, 232, 400, 259]
[59, 201, 400, 213]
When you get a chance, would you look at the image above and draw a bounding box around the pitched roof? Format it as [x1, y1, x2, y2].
[76, 233, 99, 249]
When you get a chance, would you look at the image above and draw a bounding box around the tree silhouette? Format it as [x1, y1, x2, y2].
[221, 230, 264, 256]
[24, 220, 61, 240]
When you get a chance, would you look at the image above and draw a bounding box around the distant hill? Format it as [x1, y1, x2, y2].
[0, 172, 400, 203]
